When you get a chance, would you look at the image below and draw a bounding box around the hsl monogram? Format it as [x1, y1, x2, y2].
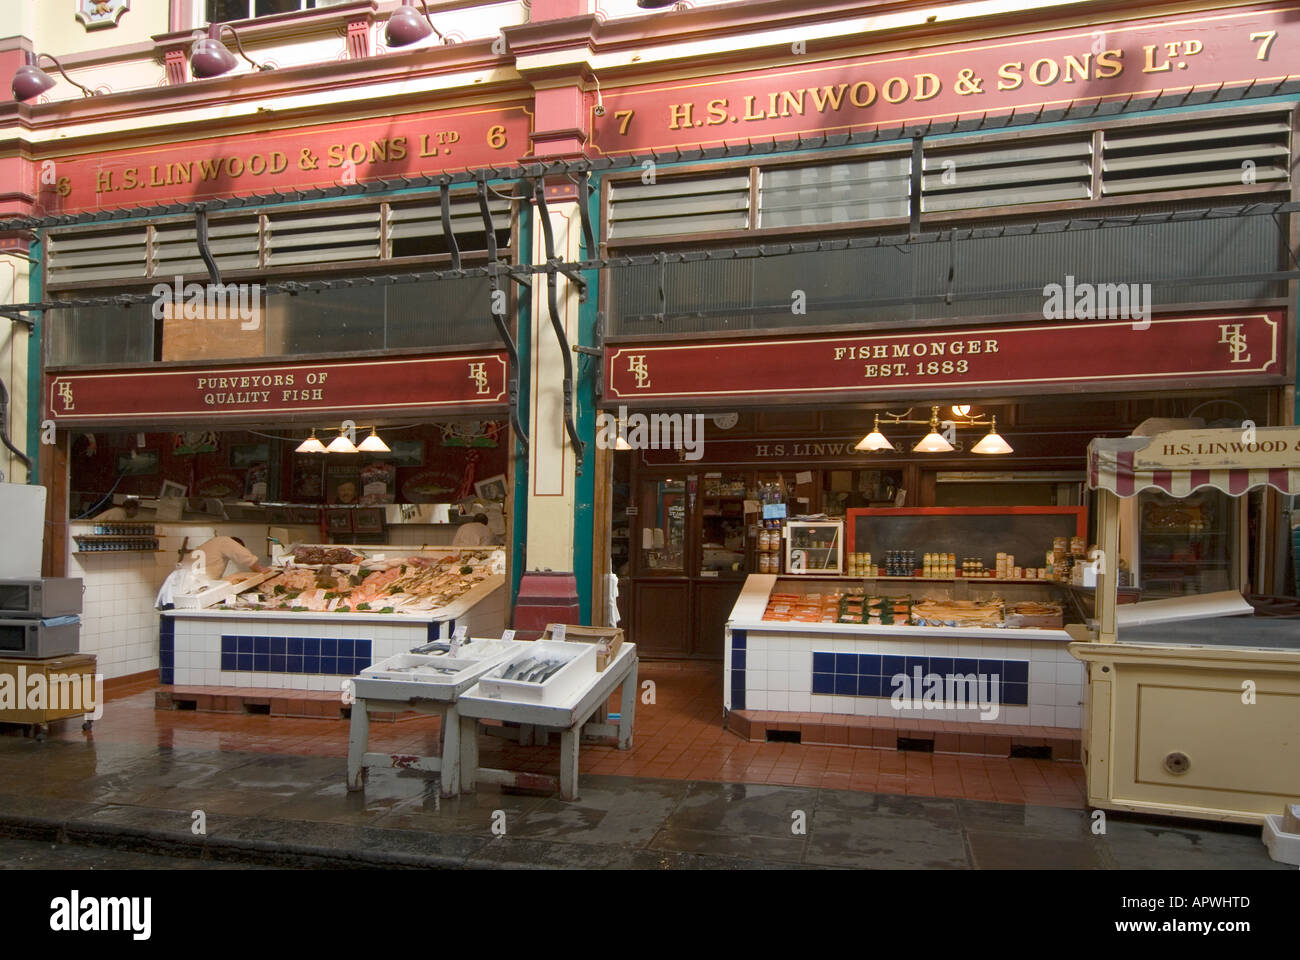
[467, 362, 490, 394]
[56, 381, 75, 410]
[627, 355, 651, 389]
[1217, 324, 1251, 364]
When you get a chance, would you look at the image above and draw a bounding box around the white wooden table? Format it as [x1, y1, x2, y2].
[345, 642, 525, 798]
[456, 643, 638, 801]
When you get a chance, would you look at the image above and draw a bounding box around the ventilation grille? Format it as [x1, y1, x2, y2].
[46, 191, 508, 287]
[760, 157, 909, 227]
[265, 206, 381, 267]
[388, 194, 511, 255]
[46, 226, 149, 285]
[152, 216, 260, 278]
[923, 139, 1093, 212]
[608, 175, 750, 240]
[1102, 114, 1291, 195]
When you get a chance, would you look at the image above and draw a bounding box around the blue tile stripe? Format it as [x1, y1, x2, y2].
[730, 629, 747, 712]
[811, 651, 1028, 705]
[220, 635, 372, 676]
[158, 616, 174, 685]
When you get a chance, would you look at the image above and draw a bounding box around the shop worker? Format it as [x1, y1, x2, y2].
[452, 512, 494, 546]
[95, 496, 141, 521]
[193, 535, 271, 580]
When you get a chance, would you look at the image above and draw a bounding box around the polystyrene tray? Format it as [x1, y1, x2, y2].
[475, 640, 597, 705]
[1262, 814, 1300, 866]
[352, 643, 520, 701]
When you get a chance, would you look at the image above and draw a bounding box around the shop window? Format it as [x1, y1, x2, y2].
[206, 0, 348, 22]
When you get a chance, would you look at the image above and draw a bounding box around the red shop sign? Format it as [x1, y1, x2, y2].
[47, 352, 508, 425]
[605, 313, 1283, 404]
[37, 104, 532, 216]
[591, 3, 1298, 155]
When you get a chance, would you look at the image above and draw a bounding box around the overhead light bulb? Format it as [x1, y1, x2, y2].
[613, 419, 633, 451]
[951, 404, 972, 418]
[295, 430, 327, 454]
[912, 407, 954, 453]
[854, 415, 895, 452]
[357, 428, 390, 453]
[326, 430, 359, 454]
[971, 417, 1014, 455]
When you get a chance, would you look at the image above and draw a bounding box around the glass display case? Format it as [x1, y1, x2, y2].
[784, 520, 844, 575]
[1138, 489, 1237, 597]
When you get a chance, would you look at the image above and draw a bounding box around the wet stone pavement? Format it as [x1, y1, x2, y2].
[0, 737, 1286, 870]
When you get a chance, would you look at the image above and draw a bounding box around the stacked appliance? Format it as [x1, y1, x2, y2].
[0, 578, 83, 658]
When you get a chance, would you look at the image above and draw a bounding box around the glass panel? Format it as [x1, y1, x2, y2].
[608, 201, 1282, 335]
[700, 473, 748, 575]
[637, 477, 685, 573]
[49, 302, 155, 366]
[1139, 489, 1235, 598]
[207, 0, 252, 21]
[786, 521, 843, 573]
[822, 470, 903, 516]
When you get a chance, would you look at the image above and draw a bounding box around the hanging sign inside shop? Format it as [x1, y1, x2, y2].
[605, 312, 1283, 404]
[46, 351, 508, 425]
[590, 3, 1298, 155]
[36, 103, 532, 216]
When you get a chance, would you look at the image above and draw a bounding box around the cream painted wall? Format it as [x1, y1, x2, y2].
[0, 253, 32, 485]
[30, 0, 170, 58]
[525, 202, 582, 570]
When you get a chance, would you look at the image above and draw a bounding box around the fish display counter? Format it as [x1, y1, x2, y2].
[724, 574, 1084, 731]
[160, 545, 507, 691]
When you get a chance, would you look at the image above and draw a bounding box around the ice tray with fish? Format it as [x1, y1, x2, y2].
[473, 640, 597, 705]
[353, 645, 522, 701]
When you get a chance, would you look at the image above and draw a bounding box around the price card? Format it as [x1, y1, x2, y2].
[795, 471, 813, 485]
[552, 623, 567, 642]
[500, 629, 516, 642]
[453, 625, 468, 642]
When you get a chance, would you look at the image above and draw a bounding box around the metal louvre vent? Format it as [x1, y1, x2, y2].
[388, 193, 510, 256]
[265, 206, 381, 267]
[46, 225, 149, 285]
[760, 157, 909, 227]
[1102, 115, 1291, 195]
[922, 139, 1093, 212]
[608, 175, 750, 241]
[152, 216, 260, 278]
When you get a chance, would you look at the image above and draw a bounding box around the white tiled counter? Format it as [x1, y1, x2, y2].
[159, 577, 506, 691]
[725, 575, 1084, 729]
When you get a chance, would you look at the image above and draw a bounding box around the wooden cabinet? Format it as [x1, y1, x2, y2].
[631, 580, 692, 658]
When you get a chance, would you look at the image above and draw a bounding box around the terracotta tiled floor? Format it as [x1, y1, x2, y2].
[54, 663, 1085, 807]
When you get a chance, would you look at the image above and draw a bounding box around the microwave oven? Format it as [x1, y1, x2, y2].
[0, 619, 80, 659]
[0, 578, 83, 618]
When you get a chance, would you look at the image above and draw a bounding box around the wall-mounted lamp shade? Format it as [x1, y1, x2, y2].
[12, 60, 56, 101]
[295, 430, 327, 454]
[386, 1, 434, 46]
[912, 430, 955, 454]
[190, 34, 239, 79]
[357, 429, 390, 453]
[326, 432, 359, 454]
[970, 419, 1014, 455]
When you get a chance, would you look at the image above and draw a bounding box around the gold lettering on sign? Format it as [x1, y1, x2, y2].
[468, 361, 490, 395]
[627, 355, 651, 389]
[1217, 324, 1251, 364]
[56, 382, 75, 411]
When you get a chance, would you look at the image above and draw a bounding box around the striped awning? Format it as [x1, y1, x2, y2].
[1088, 428, 1300, 498]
